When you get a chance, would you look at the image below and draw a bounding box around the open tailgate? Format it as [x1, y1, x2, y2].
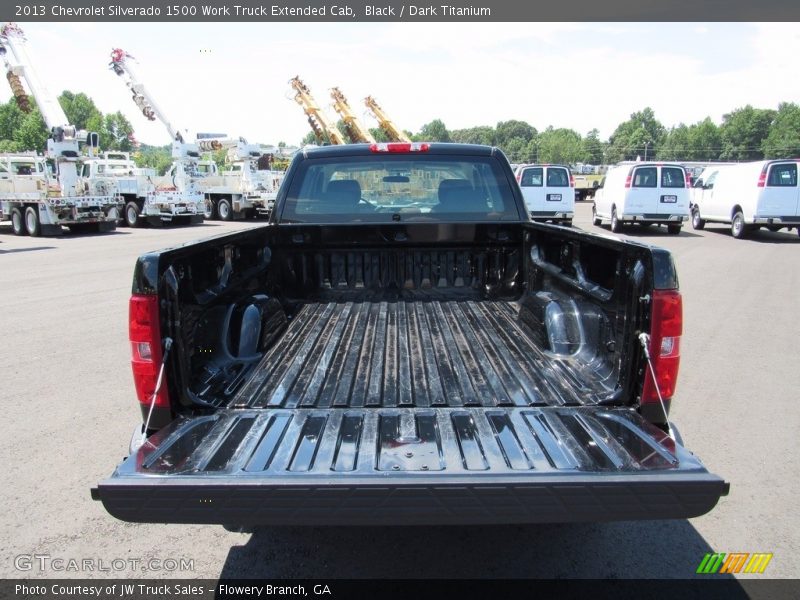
[93, 407, 728, 525]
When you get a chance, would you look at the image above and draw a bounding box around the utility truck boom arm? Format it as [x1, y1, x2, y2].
[364, 95, 411, 143]
[330, 87, 375, 144]
[290, 76, 345, 145]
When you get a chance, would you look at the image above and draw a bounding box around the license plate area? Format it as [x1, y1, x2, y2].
[661, 195, 677, 203]
[547, 194, 562, 202]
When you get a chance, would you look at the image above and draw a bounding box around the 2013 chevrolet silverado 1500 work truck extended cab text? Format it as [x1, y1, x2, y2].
[93, 143, 728, 526]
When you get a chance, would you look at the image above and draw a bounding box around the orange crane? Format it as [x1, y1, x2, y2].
[289, 76, 345, 145]
[364, 95, 411, 143]
[330, 87, 375, 144]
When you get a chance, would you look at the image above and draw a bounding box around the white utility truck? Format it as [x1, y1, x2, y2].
[111, 49, 280, 221]
[0, 23, 120, 236]
[82, 152, 202, 227]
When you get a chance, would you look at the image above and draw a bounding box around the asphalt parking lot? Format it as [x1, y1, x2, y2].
[0, 204, 798, 580]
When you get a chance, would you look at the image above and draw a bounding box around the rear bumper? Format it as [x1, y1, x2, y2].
[752, 216, 800, 226]
[621, 214, 688, 223]
[531, 211, 573, 222]
[93, 473, 729, 526]
[144, 214, 204, 226]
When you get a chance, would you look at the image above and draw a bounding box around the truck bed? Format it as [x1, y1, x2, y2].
[233, 296, 610, 410]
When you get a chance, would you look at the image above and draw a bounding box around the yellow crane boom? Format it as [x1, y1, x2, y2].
[364, 95, 410, 143]
[330, 87, 375, 144]
[289, 76, 345, 146]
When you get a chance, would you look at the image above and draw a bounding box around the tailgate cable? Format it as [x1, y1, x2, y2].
[638, 332, 671, 428]
[134, 337, 173, 451]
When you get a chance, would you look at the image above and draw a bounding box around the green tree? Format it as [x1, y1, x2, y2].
[0, 139, 21, 152]
[368, 127, 390, 143]
[686, 118, 722, 161]
[494, 120, 536, 147]
[301, 130, 319, 145]
[0, 99, 25, 141]
[134, 144, 172, 175]
[581, 129, 604, 164]
[502, 137, 529, 163]
[607, 107, 665, 161]
[13, 108, 48, 151]
[659, 124, 691, 160]
[212, 147, 228, 169]
[415, 119, 451, 142]
[101, 111, 134, 151]
[719, 105, 775, 160]
[762, 102, 800, 158]
[59, 91, 103, 132]
[537, 127, 583, 164]
[451, 126, 495, 145]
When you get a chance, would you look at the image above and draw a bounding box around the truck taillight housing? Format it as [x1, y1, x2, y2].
[129, 294, 170, 409]
[369, 142, 429, 153]
[642, 289, 682, 405]
[757, 164, 768, 187]
[569, 174, 575, 187]
[625, 170, 633, 188]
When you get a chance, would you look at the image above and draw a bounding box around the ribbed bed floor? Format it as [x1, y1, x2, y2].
[232, 299, 608, 409]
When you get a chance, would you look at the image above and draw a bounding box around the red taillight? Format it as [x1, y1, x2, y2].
[686, 172, 692, 188]
[129, 294, 170, 409]
[569, 174, 575, 187]
[369, 142, 430, 153]
[624, 174, 632, 188]
[757, 165, 768, 187]
[515, 173, 521, 183]
[641, 289, 682, 405]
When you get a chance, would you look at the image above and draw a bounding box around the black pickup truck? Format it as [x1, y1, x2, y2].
[93, 142, 728, 526]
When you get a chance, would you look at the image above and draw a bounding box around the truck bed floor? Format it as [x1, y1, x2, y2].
[232, 298, 610, 409]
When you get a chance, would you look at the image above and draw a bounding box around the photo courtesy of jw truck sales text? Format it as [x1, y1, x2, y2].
[0, 7, 798, 590]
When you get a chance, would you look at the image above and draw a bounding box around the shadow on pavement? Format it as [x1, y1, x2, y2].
[702, 226, 800, 244]
[593, 225, 703, 239]
[219, 520, 742, 581]
[0, 245, 55, 254]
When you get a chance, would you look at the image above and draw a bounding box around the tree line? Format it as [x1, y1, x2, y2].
[305, 103, 800, 165]
[2, 90, 798, 170]
[0, 92, 135, 155]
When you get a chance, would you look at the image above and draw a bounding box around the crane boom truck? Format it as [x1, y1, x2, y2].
[197, 135, 282, 221]
[108, 48, 205, 227]
[329, 87, 375, 144]
[0, 23, 121, 236]
[111, 49, 279, 222]
[290, 76, 345, 146]
[364, 95, 411, 143]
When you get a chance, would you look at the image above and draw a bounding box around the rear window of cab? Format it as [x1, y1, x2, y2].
[280, 154, 522, 223]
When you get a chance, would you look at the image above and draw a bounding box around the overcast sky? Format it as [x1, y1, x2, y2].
[5, 22, 799, 146]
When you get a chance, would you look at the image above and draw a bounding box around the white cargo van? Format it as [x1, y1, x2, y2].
[514, 164, 574, 225]
[592, 162, 690, 234]
[690, 160, 800, 238]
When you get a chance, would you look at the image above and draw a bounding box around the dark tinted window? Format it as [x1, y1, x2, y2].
[520, 167, 543, 187]
[632, 166, 657, 188]
[767, 163, 797, 187]
[661, 167, 685, 188]
[546, 168, 569, 187]
[281, 154, 521, 223]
